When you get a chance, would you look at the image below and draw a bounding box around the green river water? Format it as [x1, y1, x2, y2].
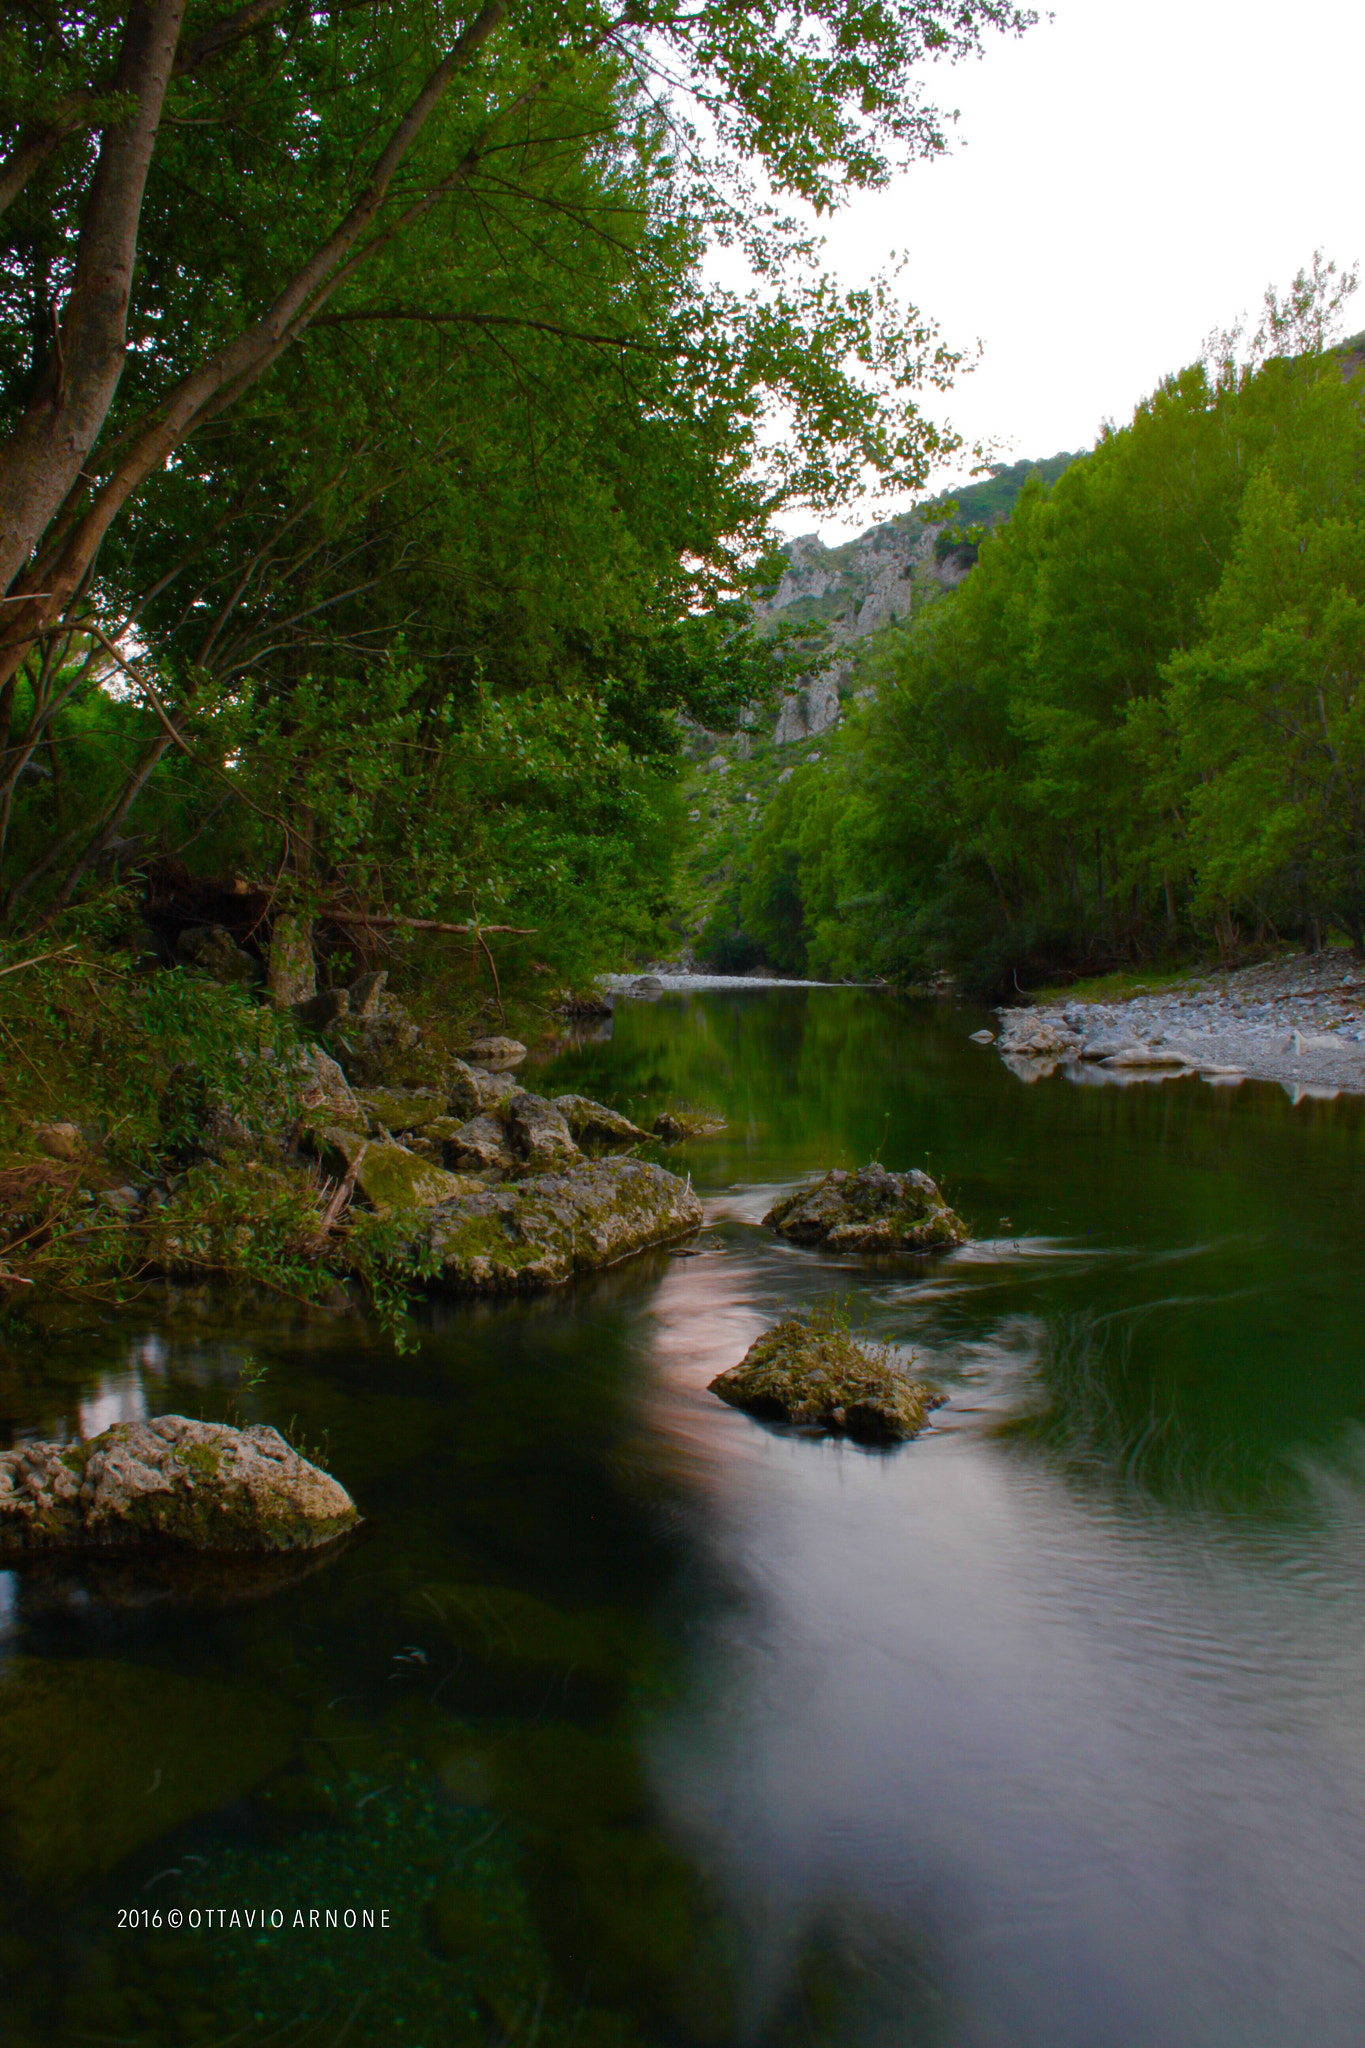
[4, 986, 1365, 2047]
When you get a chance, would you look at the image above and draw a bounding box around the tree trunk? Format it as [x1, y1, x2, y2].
[0, 0, 187, 599]
[0, 1, 517, 694]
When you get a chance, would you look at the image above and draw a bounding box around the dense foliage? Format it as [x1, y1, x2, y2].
[0, 0, 1032, 977]
[727, 266, 1365, 993]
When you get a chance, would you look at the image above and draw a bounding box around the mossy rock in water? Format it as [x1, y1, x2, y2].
[0, 1656, 296, 1891]
[0, 1415, 360, 1555]
[653, 1108, 726, 1142]
[552, 1094, 650, 1152]
[413, 1158, 703, 1293]
[710, 1316, 945, 1443]
[763, 1162, 967, 1254]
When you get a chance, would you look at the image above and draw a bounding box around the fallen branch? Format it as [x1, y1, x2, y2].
[0, 943, 77, 979]
[323, 913, 535, 936]
[312, 1148, 364, 1250]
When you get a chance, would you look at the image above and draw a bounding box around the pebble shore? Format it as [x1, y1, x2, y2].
[992, 952, 1365, 1100]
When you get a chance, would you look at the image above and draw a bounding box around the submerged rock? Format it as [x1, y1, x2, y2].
[416, 1157, 703, 1292]
[0, 1655, 297, 1891]
[710, 1316, 944, 1443]
[764, 1163, 967, 1254]
[0, 1415, 359, 1556]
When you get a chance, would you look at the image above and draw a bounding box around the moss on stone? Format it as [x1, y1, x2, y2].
[710, 1312, 945, 1443]
[353, 1088, 446, 1135]
[764, 1162, 968, 1255]
[351, 1138, 467, 1218]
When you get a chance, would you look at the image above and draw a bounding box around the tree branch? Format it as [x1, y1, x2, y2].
[315, 308, 658, 350]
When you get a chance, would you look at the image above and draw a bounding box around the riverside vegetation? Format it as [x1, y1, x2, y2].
[0, 0, 1038, 1329]
[705, 261, 1365, 997]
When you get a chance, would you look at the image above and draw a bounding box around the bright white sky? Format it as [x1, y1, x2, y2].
[782, 0, 1365, 542]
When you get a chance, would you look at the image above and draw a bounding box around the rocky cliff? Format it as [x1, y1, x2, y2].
[753, 453, 1079, 744]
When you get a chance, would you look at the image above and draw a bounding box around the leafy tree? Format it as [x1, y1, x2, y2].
[737, 259, 1365, 991]
[1, 0, 1035, 954]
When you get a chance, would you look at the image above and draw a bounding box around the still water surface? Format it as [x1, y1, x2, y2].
[5, 988, 1365, 2047]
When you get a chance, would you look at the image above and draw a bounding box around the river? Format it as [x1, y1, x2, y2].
[5, 986, 1365, 2047]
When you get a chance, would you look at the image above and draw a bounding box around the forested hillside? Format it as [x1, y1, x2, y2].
[710, 273, 1365, 994]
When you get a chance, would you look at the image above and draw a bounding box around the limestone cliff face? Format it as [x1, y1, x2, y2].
[753, 516, 958, 743]
[753, 453, 1080, 744]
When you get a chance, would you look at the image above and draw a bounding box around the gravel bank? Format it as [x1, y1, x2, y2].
[992, 953, 1365, 1100]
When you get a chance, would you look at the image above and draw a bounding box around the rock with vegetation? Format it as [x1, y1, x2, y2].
[353, 1085, 447, 1135]
[710, 1312, 945, 1442]
[293, 987, 350, 1031]
[417, 1158, 702, 1292]
[653, 1108, 727, 1142]
[553, 1094, 649, 1150]
[764, 1162, 967, 1253]
[302, 1125, 470, 1216]
[0, 1415, 359, 1556]
[325, 989, 423, 1085]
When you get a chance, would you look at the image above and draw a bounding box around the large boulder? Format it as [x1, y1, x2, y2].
[710, 1315, 944, 1443]
[0, 1416, 359, 1556]
[416, 1158, 703, 1292]
[764, 1163, 967, 1254]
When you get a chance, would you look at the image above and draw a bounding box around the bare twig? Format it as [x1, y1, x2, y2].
[325, 913, 535, 936]
[0, 943, 77, 979]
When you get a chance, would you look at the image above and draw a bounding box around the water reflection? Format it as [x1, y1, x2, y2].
[4, 990, 1365, 2044]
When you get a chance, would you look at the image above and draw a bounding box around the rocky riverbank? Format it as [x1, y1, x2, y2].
[0, 943, 710, 1323]
[989, 951, 1365, 1099]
